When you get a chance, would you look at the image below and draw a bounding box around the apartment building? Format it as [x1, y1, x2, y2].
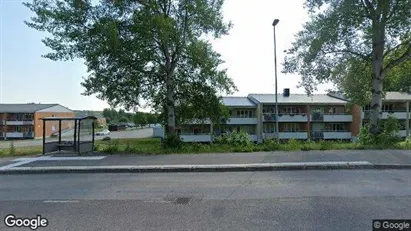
[362, 92, 411, 138]
[0, 104, 75, 139]
[176, 89, 362, 142]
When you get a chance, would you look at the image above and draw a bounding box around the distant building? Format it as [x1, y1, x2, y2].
[0, 104, 75, 139]
[75, 110, 107, 127]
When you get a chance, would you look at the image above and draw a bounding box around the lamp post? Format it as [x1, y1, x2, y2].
[272, 19, 280, 141]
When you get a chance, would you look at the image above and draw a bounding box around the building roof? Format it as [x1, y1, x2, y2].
[247, 94, 348, 105]
[383, 92, 411, 102]
[0, 104, 60, 113]
[41, 116, 97, 121]
[221, 97, 256, 107]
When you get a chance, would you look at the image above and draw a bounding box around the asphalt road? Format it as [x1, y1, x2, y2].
[1, 170, 411, 230]
[0, 128, 153, 148]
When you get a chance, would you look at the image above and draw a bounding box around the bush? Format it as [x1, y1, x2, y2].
[162, 133, 183, 149]
[262, 138, 280, 151]
[214, 130, 251, 146]
[281, 139, 301, 151]
[358, 115, 401, 146]
[102, 136, 111, 141]
[103, 140, 119, 153]
[318, 140, 332, 150]
[9, 141, 16, 155]
[94, 144, 100, 151]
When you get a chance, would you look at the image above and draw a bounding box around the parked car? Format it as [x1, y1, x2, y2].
[96, 129, 110, 136]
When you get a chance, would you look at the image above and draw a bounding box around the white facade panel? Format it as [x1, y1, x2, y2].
[279, 132, 308, 140]
[226, 118, 258, 125]
[323, 132, 352, 139]
[277, 114, 307, 122]
[323, 114, 353, 122]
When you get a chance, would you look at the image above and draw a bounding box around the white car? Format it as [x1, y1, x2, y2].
[96, 129, 110, 136]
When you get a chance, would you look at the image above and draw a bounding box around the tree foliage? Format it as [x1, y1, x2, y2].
[283, 0, 411, 134]
[24, 0, 236, 135]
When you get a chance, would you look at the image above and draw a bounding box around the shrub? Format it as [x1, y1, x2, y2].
[94, 144, 100, 151]
[358, 115, 401, 146]
[282, 139, 300, 151]
[214, 130, 251, 146]
[9, 141, 16, 155]
[318, 140, 332, 150]
[162, 133, 182, 149]
[263, 138, 280, 151]
[103, 140, 119, 153]
[102, 136, 111, 141]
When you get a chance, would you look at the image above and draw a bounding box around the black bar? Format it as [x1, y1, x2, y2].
[77, 120, 81, 154]
[42, 120, 46, 155]
[73, 120, 77, 151]
[58, 120, 62, 151]
[92, 120, 95, 151]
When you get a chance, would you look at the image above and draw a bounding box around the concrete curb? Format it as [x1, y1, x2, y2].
[2, 161, 409, 175]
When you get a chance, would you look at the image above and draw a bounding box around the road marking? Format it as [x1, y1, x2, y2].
[43, 200, 80, 203]
[2, 156, 106, 170]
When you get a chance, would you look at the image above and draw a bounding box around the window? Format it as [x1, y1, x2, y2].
[330, 123, 345, 131]
[382, 104, 393, 112]
[13, 126, 21, 132]
[329, 107, 337, 114]
[282, 107, 297, 114]
[236, 110, 253, 118]
[263, 123, 276, 133]
[284, 123, 299, 132]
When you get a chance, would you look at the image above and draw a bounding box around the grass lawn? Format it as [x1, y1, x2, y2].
[94, 138, 411, 155]
[1, 138, 410, 157]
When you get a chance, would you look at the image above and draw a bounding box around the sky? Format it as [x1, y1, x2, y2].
[0, 0, 333, 111]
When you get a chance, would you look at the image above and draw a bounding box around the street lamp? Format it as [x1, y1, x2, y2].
[272, 19, 280, 141]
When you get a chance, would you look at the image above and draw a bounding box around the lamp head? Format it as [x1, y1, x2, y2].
[272, 19, 279, 26]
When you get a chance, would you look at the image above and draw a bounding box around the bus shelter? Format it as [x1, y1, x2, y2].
[41, 116, 97, 155]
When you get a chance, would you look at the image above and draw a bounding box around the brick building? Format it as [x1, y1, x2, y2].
[0, 104, 75, 139]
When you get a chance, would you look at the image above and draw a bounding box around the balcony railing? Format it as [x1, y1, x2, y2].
[179, 133, 212, 142]
[323, 113, 353, 122]
[310, 113, 324, 122]
[363, 110, 408, 120]
[263, 113, 277, 122]
[226, 117, 258, 125]
[323, 130, 351, 139]
[277, 113, 307, 122]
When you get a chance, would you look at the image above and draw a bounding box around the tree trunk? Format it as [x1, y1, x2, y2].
[166, 72, 176, 135]
[369, 19, 385, 135]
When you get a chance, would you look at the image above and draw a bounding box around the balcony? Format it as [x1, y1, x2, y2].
[248, 135, 258, 142]
[226, 117, 258, 125]
[6, 132, 24, 138]
[398, 130, 407, 137]
[179, 133, 212, 142]
[279, 131, 308, 140]
[185, 119, 212, 125]
[323, 114, 353, 122]
[363, 110, 408, 120]
[311, 131, 324, 140]
[323, 131, 352, 139]
[277, 113, 307, 122]
[310, 113, 324, 122]
[263, 133, 277, 140]
[263, 113, 277, 122]
[6, 120, 34, 125]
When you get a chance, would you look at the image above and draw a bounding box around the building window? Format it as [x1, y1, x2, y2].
[282, 107, 298, 114]
[14, 126, 21, 132]
[382, 104, 393, 112]
[330, 123, 345, 132]
[284, 123, 299, 132]
[263, 123, 276, 133]
[236, 110, 253, 118]
[329, 107, 337, 114]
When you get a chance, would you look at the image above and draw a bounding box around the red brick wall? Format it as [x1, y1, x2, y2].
[350, 104, 362, 136]
[34, 112, 76, 138]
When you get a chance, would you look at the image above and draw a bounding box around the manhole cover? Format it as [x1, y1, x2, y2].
[173, 197, 191, 205]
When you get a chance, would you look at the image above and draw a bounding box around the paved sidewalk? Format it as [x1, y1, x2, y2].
[1, 149, 411, 174]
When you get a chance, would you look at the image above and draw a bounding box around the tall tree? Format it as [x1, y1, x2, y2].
[283, 0, 411, 134]
[24, 0, 236, 136]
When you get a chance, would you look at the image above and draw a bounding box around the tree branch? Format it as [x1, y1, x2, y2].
[383, 39, 411, 58]
[361, 0, 375, 18]
[322, 48, 371, 61]
[382, 44, 411, 75]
